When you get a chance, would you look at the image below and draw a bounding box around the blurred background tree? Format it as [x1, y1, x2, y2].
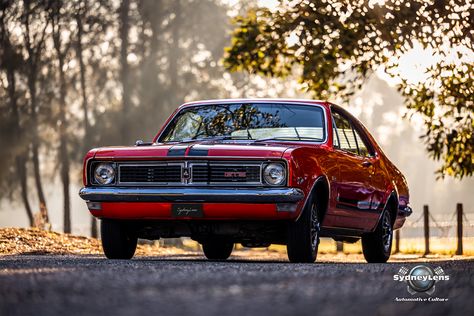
[224, 0, 474, 179]
[0, 0, 240, 235]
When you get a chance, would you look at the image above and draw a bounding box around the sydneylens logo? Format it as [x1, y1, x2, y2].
[393, 264, 449, 295]
[393, 265, 449, 297]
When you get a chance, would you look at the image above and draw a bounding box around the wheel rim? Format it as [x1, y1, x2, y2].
[382, 212, 392, 252]
[310, 203, 320, 250]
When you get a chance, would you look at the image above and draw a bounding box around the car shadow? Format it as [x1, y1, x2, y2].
[1, 252, 472, 266]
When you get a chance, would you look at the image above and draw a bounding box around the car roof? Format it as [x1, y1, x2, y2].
[179, 98, 330, 109]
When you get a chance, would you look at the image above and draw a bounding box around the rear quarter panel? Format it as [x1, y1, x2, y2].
[361, 124, 410, 229]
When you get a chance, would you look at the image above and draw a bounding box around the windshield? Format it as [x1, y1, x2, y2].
[159, 103, 326, 143]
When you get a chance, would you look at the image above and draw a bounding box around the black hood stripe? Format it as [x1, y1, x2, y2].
[167, 145, 188, 156]
[188, 144, 211, 156]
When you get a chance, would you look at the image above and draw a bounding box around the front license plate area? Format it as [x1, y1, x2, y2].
[171, 204, 203, 218]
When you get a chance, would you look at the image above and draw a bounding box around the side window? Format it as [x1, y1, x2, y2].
[354, 129, 370, 157]
[332, 112, 358, 154]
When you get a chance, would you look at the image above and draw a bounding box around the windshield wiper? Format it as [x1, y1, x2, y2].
[253, 136, 322, 143]
[294, 127, 301, 140]
[171, 135, 252, 143]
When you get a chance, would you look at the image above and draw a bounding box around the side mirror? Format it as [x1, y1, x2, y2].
[135, 140, 154, 146]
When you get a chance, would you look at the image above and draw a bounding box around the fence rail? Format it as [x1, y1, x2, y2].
[337, 202, 473, 255]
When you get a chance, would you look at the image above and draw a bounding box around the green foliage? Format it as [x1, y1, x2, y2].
[401, 62, 474, 179]
[224, 0, 474, 178]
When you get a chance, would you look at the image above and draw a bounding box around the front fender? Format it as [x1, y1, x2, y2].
[283, 146, 332, 220]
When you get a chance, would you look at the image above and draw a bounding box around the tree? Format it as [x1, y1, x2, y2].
[0, 2, 33, 225]
[21, 0, 50, 223]
[119, 0, 132, 144]
[224, 0, 474, 179]
[49, 0, 73, 233]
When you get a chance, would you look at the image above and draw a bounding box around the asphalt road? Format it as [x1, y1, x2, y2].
[0, 254, 472, 316]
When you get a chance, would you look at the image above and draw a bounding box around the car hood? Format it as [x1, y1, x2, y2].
[93, 141, 293, 159]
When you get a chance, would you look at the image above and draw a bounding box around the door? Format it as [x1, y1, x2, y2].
[328, 110, 377, 230]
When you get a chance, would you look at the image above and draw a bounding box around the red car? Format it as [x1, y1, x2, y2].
[79, 99, 411, 263]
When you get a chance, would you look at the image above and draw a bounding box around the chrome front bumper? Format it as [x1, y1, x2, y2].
[79, 187, 305, 203]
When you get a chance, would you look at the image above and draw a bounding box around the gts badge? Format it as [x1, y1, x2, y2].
[224, 171, 246, 178]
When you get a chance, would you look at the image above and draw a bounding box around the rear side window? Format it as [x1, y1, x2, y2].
[354, 129, 369, 157]
[332, 110, 373, 157]
[332, 112, 358, 154]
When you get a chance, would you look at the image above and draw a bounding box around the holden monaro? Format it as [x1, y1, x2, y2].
[79, 99, 411, 263]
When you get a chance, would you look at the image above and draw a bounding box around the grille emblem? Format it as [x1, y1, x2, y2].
[182, 167, 191, 180]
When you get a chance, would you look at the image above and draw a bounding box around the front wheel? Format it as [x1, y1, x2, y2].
[362, 209, 393, 263]
[101, 220, 137, 259]
[202, 240, 234, 260]
[286, 196, 320, 263]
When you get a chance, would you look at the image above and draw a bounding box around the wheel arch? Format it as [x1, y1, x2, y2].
[296, 175, 330, 223]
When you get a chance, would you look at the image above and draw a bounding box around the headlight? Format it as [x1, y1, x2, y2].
[93, 163, 116, 185]
[263, 163, 286, 186]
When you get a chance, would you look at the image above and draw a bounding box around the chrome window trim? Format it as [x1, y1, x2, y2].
[155, 101, 328, 145]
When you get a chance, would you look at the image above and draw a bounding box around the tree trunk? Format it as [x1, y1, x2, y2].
[4, 43, 34, 226]
[76, 13, 91, 147]
[169, 0, 181, 98]
[24, 0, 50, 226]
[30, 125, 49, 223]
[76, 10, 98, 237]
[119, 0, 131, 143]
[17, 156, 34, 226]
[53, 21, 71, 234]
[138, 0, 162, 114]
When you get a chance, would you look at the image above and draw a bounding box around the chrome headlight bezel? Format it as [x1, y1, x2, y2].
[92, 162, 116, 185]
[262, 162, 287, 186]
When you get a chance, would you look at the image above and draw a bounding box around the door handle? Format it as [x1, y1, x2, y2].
[362, 161, 372, 168]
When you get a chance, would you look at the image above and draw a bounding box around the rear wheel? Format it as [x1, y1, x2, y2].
[362, 209, 393, 263]
[101, 220, 137, 259]
[287, 196, 320, 263]
[202, 240, 234, 260]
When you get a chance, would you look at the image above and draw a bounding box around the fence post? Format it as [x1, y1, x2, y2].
[394, 229, 400, 253]
[456, 203, 463, 255]
[423, 205, 430, 256]
[336, 241, 343, 253]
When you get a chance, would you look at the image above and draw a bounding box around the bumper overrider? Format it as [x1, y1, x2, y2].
[79, 187, 304, 204]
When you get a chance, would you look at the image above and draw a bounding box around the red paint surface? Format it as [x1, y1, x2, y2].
[90, 202, 295, 220]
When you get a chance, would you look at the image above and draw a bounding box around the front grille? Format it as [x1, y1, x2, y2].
[119, 164, 182, 183]
[191, 165, 209, 183]
[115, 161, 271, 186]
[205, 164, 260, 183]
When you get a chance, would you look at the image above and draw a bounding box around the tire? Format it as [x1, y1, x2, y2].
[101, 220, 137, 259]
[287, 195, 320, 263]
[362, 208, 393, 263]
[202, 240, 234, 260]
